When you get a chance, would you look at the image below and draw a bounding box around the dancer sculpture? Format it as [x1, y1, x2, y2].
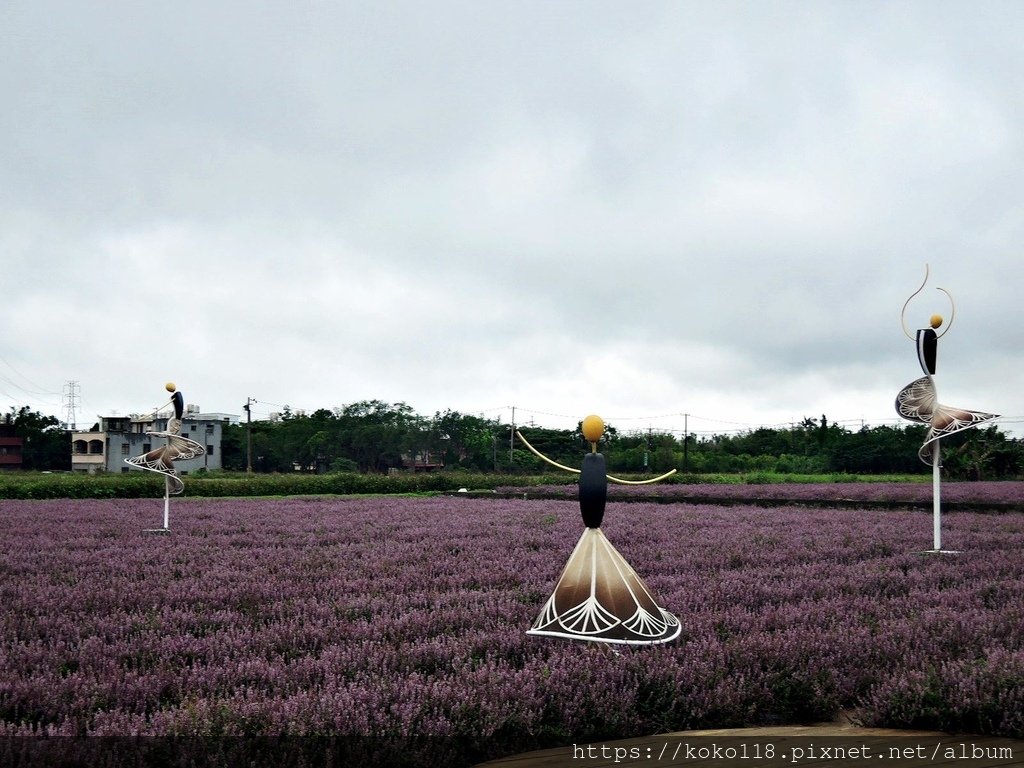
[517, 415, 680, 645]
[895, 267, 998, 552]
[125, 382, 206, 531]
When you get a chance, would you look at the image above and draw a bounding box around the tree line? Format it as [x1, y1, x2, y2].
[221, 402, 1022, 480]
[5, 402, 1021, 479]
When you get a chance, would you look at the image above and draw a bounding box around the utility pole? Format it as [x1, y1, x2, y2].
[509, 406, 515, 467]
[244, 397, 255, 473]
[62, 381, 79, 430]
[683, 413, 689, 472]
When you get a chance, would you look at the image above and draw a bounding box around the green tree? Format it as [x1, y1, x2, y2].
[429, 410, 500, 471]
[9, 407, 71, 471]
[220, 423, 246, 470]
[336, 400, 418, 472]
[943, 426, 1022, 481]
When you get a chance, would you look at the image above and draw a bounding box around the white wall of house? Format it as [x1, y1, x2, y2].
[71, 412, 237, 474]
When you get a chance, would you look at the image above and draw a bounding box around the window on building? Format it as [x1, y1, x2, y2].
[207, 445, 215, 456]
[88, 440, 103, 454]
[142, 443, 151, 454]
[73, 440, 87, 454]
[121, 443, 130, 455]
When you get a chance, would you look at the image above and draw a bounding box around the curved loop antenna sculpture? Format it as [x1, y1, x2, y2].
[900, 263, 955, 340]
[515, 430, 677, 485]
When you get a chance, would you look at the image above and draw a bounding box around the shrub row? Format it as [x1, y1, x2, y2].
[0, 470, 928, 501]
[0, 472, 570, 500]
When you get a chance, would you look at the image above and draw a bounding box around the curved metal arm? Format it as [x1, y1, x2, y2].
[900, 265, 929, 340]
[934, 286, 955, 339]
[515, 430, 677, 484]
[608, 469, 677, 485]
[515, 430, 580, 474]
[900, 264, 955, 339]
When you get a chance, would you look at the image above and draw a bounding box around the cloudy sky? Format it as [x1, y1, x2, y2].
[3, 1, 1023, 440]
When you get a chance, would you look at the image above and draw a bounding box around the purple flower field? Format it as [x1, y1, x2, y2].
[505, 480, 1024, 507]
[1, 493, 1022, 766]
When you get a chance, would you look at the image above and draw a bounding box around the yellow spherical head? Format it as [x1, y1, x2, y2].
[929, 314, 943, 329]
[581, 414, 604, 443]
[165, 382, 177, 393]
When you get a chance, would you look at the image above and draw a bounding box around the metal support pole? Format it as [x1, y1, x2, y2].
[163, 477, 170, 530]
[245, 397, 254, 474]
[932, 438, 941, 551]
[163, 427, 172, 530]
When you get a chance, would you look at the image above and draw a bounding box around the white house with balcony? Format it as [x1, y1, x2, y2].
[71, 407, 238, 474]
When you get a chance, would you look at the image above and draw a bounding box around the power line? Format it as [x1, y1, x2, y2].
[0, 354, 60, 396]
[486, 404, 1024, 439]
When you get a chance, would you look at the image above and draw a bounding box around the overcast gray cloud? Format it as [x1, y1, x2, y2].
[3, 0, 1023, 439]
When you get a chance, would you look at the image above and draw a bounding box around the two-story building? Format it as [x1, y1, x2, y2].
[71, 407, 238, 475]
[0, 414, 23, 470]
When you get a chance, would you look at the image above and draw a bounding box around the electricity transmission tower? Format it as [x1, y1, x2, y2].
[63, 380, 79, 429]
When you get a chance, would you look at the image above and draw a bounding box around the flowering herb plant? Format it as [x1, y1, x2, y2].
[0, 493, 1021, 765]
